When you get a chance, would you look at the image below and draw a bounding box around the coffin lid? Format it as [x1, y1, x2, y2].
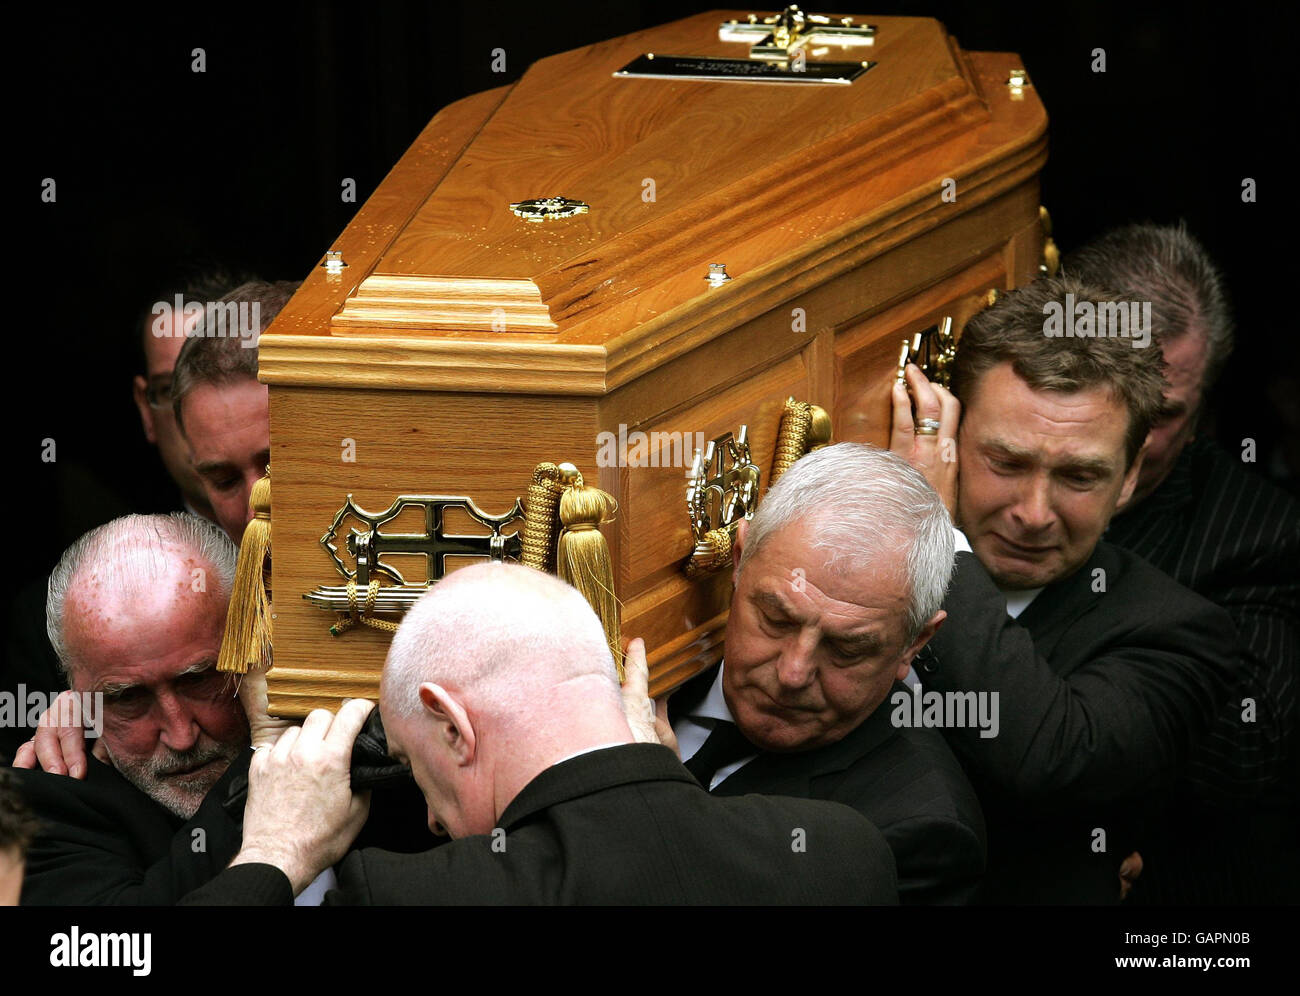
[258, 9, 1046, 396]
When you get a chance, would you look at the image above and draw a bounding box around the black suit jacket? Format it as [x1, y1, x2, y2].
[1105, 438, 1299, 804]
[1103, 438, 1300, 903]
[11, 731, 431, 905]
[670, 665, 986, 905]
[182, 743, 899, 905]
[920, 540, 1240, 904]
[12, 754, 247, 905]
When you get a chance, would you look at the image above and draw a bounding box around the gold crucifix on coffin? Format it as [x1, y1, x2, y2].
[719, 5, 876, 61]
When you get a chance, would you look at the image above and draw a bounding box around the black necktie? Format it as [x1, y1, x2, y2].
[684, 720, 755, 788]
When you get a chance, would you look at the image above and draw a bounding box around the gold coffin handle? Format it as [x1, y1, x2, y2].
[686, 399, 831, 578]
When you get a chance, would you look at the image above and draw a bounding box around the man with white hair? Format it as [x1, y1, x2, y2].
[184, 563, 899, 905]
[10, 513, 252, 903]
[659, 442, 987, 905]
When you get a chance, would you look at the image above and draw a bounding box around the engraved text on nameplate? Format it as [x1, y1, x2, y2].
[613, 54, 873, 85]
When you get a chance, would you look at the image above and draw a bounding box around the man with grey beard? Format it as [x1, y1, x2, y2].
[9, 513, 253, 903]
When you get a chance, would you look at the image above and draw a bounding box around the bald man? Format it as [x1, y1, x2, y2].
[184, 563, 899, 905]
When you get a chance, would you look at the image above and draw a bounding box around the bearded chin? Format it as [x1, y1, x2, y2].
[104, 741, 240, 819]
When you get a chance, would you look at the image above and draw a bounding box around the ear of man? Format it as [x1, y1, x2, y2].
[730, 518, 750, 587]
[1116, 438, 1149, 513]
[132, 376, 157, 443]
[418, 682, 476, 765]
[895, 610, 946, 681]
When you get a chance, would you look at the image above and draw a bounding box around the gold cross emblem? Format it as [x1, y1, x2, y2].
[720, 5, 876, 61]
[321, 494, 524, 587]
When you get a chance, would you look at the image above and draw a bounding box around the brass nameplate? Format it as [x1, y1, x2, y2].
[614, 54, 872, 85]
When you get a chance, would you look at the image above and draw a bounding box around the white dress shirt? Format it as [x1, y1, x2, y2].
[671, 665, 758, 790]
[295, 867, 338, 906]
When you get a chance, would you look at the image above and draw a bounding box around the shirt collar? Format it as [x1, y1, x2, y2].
[999, 585, 1044, 619]
[688, 663, 736, 723]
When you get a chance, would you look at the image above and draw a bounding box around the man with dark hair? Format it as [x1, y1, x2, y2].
[132, 263, 255, 521]
[1067, 222, 1300, 903]
[1066, 223, 1235, 505]
[890, 275, 1239, 903]
[0, 266, 258, 762]
[171, 280, 298, 541]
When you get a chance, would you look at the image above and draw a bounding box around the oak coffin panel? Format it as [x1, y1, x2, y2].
[259, 10, 1047, 715]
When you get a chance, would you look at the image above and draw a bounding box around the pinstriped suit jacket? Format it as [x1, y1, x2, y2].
[1105, 437, 1299, 804]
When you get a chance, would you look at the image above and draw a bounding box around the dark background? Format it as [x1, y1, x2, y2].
[13, 0, 1296, 599]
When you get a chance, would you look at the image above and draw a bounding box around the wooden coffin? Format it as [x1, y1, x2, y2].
[258, 9, 1047, 717]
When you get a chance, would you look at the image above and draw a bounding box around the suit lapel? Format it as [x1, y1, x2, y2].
[667, 663, 719, 725]
[1016, 543, 1118, 662]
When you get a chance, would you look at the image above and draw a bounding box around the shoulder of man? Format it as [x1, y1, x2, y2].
[1090, 540, 1241, 642]
[817, 710, 984, 817]
[15, 753, 248, 905]
[944, 538, 1236, 645]
[802, 715, 986, 904]
[1188, 440, 1300, 577]
[10, 756, 174, 837]
[714, 793, 900, 904]
[329, 831, 553, 905]
[330, 756, 899, 905]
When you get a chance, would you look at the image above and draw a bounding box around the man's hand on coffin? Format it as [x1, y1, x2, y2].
[620, 638, 679, 758]
[10, 689, 109, 778]
[230, 698, 375, 896]
[236, 668, 298, 748]
[889, 363, 960, 517]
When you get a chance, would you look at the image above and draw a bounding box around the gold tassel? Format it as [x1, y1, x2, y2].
[217, 473, 273, 674]
[807, 404, 832, 451]
[771, 398, 833, 487]
[771, 398, 812, 485]
[520, 463, 565, 573]
[555, 469, 624, 681]
[683, 526, 733, 580]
